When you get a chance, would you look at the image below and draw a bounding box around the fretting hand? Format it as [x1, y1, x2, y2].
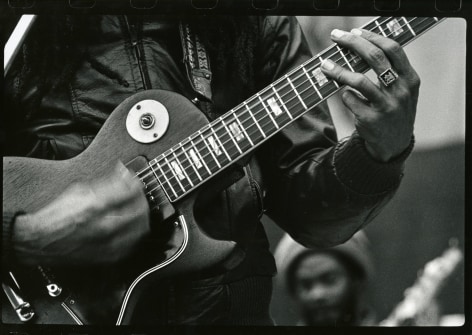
[12, 162, 151, 266]
[321, 28, 420, 162]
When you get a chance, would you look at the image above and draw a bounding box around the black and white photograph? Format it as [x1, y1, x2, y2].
[1, 1, 468, 334]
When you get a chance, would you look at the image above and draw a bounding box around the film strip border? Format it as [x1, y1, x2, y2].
[0, 0, 468, 15]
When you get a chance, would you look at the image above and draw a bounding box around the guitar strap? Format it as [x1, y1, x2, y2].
[179, 22, 216, 120]
[178, 22, 259, 257]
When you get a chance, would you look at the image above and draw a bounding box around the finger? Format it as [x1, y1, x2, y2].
[350, 28, 412, 75]
[321, 59, 383, 104]
[330, 29, 393, 77]
[114, 162, 145, 194]
[341, 88, 372, 117]
[92, 163, 144, 207]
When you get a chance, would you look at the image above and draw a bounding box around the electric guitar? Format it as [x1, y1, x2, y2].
[2, 16, 445, 325]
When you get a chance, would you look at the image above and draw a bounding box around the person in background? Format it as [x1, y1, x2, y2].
[274, 231, 376, 326]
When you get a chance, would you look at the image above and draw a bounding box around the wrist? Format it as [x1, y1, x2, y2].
[364, 136, 415, 163]
[333, 131, 414, 195]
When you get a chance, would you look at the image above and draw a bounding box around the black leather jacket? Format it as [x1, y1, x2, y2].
[4, 16, 410, 279]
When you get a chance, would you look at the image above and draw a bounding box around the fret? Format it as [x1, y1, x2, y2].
[164, 156, 186, 193]
[265, 94, 291, 127]
[374, 19, 387, 37]
[232, 112, 254, 147]
[198, 131, 221, 169]
[257, 87, 292, 130]
[247, 96, 277, 136]
[386, 17, 404, 37]
[236, 105, 263, 144]
[209, 126, 232, 162]
[221, 118, 243, 154]
[405, 17, 440, 37]
[169, 155, 185, 182]
[191, 135, 215, 174]
[181, 143, 203, 182]
[312, 64, 330, 87]
[192, 131, 221, 174]
[380, 17, 415, 45]
[319, 57, 340, 89]
[271, 85, 293, 120]
[257, 94, 279, 130]
[246, 98, 277, 138]
[275, 77, 305, 119]
[336, 45, 355, 72]
[303, 67, 323, 100]
[289, 68, 320, 110]
[171, 149, 194, 187]
[343, 50, 368, 73]
[264, 94, 282, 117]
[320, 47, 344, 78]
[212, 121, 240, 160]
[286, 75, 307, 109]
[402, 17, 416, 36]
[312, 59, 341, 99]
[155, 161, 178, 199]
[244, 103, 266, 139]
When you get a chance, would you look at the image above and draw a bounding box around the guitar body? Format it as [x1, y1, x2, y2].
[2, 89, 243, 325]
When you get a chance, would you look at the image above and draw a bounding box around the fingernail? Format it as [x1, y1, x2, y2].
[321, 59, 335, 71]
[331, 29, 345, 39]
[351, 28, 362, 36]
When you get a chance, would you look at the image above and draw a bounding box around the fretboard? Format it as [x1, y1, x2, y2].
[146, 16, 445, 202]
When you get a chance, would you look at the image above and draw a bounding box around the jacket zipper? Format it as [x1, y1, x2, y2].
[124, 16, 151, 90]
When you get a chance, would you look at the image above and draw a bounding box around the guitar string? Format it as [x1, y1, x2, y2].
[138, 16, 434, 202]
[138, 16, 433, 202]
[135, 17, 434, 202]
[141, 15, 433, 189]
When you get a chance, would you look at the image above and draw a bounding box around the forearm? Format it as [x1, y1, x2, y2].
[2, 163, 151, 267]
[264, 131, 413, 248]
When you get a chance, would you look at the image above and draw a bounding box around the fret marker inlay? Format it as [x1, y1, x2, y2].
[267, 97, 283, 117]
[207, 136, 222, 156]
[189, 149, 203, 169]
[386, 19, 404, 36]
[313, 67, 328, 86]
[229, 122, 244, 142]
[170, 160, 185, 181]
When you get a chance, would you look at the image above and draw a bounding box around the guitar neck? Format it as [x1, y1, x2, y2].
[148, 17, 445, 202]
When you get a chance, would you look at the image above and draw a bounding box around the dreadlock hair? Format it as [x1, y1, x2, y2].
[10, 15, 259, 118]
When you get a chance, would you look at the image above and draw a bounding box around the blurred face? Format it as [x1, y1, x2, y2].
[292, 253, 356, 326]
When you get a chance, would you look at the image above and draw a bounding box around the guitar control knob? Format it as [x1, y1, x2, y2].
[140, 113, 155, 130]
